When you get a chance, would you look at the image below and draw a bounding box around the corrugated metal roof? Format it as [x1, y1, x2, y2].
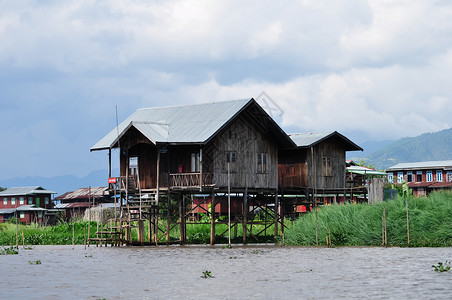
[387, 160, 452, 171]
[0, 208, 16, 214]
[0, 186, 56, 196]
[55, 187, 108, 201]
[55, 202, 91, 209]
[91, 99, 253, 151]
[16, 205, 46, 211]
[289, 132, 334, 147]
[347, 165, 387, 176]
[289, 131, 363, 151]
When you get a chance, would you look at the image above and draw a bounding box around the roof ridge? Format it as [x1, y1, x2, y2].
[136, 98, 252, 112]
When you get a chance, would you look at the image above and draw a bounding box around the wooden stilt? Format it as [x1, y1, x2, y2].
[210, 192, 216, 245]
[243, 188, 248, 244]
[138, 219, 144, 246]
[179, 194, 184, 245]
[274, 192, 279, 240]
[166, 193, 171, 245]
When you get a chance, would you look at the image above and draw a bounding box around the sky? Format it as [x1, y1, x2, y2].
[1, 0, 452, 181]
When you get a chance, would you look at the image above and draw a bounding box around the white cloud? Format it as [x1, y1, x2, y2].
[2, 0, 452, 179]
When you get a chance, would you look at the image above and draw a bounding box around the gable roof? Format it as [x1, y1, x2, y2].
[288, 131, 362, 151]
[55, 187, 108, 201]
[91, 98, 294, 151]
[0, 186, 56, 197]
[387, 160, 452, 171]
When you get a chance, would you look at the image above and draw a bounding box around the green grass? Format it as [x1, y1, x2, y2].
[0, 221, 98, 245]
[283, 190, 452, 247]
[0, 219, 276, 246]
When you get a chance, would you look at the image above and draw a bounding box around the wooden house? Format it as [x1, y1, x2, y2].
[279, 131, 362, 192]
[386, 160, 452, 196]
[54, 187, 109, 221]
[0, 186, 55, 223]
[90, 99, 295, 245]
[91, 99, 294, 194]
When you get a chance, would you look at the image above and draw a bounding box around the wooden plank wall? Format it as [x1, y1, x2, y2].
[211, 114, 279, 189]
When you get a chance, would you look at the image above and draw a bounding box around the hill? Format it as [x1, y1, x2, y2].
[0, 169, 112, 196]
[364, 128, 452, 170]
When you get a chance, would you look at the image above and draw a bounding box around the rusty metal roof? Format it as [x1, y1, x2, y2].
[289, 131, 362, 151]
[54, 187, 108, 201]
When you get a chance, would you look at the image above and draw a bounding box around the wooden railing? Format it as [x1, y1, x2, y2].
[108, 176, 138, 192]
[170, 173, 213, 189]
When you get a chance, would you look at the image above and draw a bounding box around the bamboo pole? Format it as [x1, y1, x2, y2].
[227, 161, 231, 248]
[72, 222, 75, 250]
[406, 197, 410, 246]
[22, 226, 25, 248]
[88, 186, 91, 247]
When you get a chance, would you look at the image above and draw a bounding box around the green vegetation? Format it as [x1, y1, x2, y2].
[0, 246, 19, 255]
[283, 191, 452, 247]
[432, 261, 451, 272]
[0, 221, 98, 246]
[201, 270, 214, 278]
[28, 260, 41, 265]
[366, 127, 452, 169]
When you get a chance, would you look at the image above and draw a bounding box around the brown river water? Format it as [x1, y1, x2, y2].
[1, 245, 451, 299]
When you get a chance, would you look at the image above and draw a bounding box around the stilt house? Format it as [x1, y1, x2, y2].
[91, 99, 294, 194]
[279, 131, 362, 193]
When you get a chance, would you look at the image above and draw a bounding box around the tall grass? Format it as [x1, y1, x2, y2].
[284, 190, 452, 247]
[0, 221, 98, 246]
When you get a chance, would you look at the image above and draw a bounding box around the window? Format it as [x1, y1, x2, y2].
[436, 171, 443, 182]
[417, 171, 422, 182]
[45, 197, 49, 205]
[448, 171, 452, 182]
[38, 211, 42, 218]
[20, 212, 24, 219]
[19, 197, 24, 205]
[3, 198, 7, 205]
[426, 171, 433, 182]
[11, 198, 16, 205]
[257, 153, 268, 173]
[191, 152, 200, 172]
[388, 173, 393, 183]
[407, 172, 413, 182]
[28, 197, 33, 204]
[225, 152, 237, 172]
[397, 172, 404, 184]
[322, 157, 332, 176]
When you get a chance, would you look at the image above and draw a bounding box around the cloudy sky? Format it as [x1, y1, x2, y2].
[1, 0, 452, 180]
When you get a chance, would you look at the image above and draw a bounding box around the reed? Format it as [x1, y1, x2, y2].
[284, 191, 452, 247]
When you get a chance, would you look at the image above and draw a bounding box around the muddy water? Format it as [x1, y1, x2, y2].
[1, 245, 452, 299]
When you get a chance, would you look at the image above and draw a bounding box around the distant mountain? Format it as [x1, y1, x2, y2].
[362, 128, 452, 170]
[0, 169, 114, 196]
[347, 139, 395, 161]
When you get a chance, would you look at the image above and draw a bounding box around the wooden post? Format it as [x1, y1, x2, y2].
[210, 192, 216, 245]
[138, 219, 144, 246]
[179, 194, 184, 245]
[166, 193, 171, 245]
[274, 192, 279, 239]
[382, 207, 388, 247]
[243, 189, 248, 244]
[108, 148, 112, 178]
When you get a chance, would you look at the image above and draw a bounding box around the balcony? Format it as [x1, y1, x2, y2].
[170, 173, 213, 189]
